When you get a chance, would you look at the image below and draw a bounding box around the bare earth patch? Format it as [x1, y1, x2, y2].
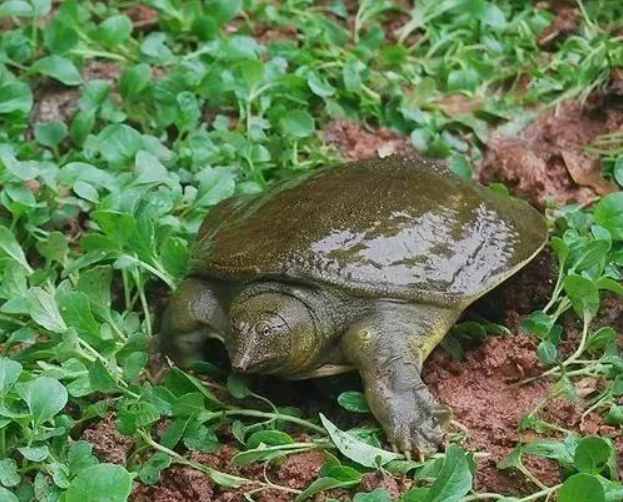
[82, 414, 135, 465]
[478, 93, 622, 208]
[323, 119, 413, 162]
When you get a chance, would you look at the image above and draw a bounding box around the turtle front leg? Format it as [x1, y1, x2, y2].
[342, 302, 459, 457]
[160, 278, 230, 367]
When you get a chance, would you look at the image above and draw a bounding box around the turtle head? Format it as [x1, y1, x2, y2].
[228, 289, 318, 376]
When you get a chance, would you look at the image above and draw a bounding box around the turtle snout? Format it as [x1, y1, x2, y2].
[229, 337, 275, 374]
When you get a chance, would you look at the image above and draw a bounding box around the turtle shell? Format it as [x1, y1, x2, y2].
[190, 155, 547, 307]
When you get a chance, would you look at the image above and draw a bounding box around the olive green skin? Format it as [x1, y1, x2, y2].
[161, 155, 547, 456]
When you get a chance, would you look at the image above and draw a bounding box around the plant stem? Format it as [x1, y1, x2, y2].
[0, 314, 27, 327]
[461, 484, 561, 502]
[202, 409, 326, 435]
[518, 311, 591, 386]
[70, 48, 129, 62]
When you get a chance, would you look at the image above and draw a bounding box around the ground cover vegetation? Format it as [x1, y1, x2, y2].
[0, 1, 621, 501]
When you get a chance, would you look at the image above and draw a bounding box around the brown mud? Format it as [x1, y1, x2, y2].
[478, 91, 622, 208]
[82, 414, 135, 465]
[322, 119, 413, 162]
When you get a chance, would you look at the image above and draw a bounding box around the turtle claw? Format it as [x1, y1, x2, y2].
[391, 443, 399, 454]
[404, 450, 412, 461]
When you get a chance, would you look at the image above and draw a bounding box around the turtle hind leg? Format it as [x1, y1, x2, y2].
[341, 301, 459, 457]
[160, 277, 230, 368]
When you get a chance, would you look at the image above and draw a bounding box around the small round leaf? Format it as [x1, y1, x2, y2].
[280, 110, 315, 139]
[558, 473, 605, 502]
[65, 464, 133, 502]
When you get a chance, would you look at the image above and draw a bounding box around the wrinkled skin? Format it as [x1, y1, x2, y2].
[160, 155, 547, 456]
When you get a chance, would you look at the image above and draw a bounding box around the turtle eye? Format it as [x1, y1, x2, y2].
[255, 321, 272, 336]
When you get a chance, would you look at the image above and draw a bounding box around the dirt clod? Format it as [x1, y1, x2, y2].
[82, 415, 134, 465]
[323, 119, 413, 162]
[132, 466, 215, 502]
[478, 97, 621, 208]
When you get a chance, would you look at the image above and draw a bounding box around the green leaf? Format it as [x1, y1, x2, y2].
[307, 72, 335, 97]
[0, 81, 33, 114]
[160, 418, 189, 449]
[44, 17, 78, 53]
[205, 0, 243, 24]
[196, 167, 236, 207]
[558, 473, 605, 502]
[74, 181, 99, 203]
[594, 193, 623, 240]
[175, 91, 201, 132]
[447, 154, 473, 180]
[280, 110, 315, 139]
[563, 274, 599, 319]
[96, 15, 132, 46]
[89, 360, 119, 394]
[26, 376, 68, 427]
[139, 452, 171, 485]
[31, 0, 51, 16]
[246, 430, 294, 449]
[160, 237, 190, 279]
[239, 59, 264, 88]
[18, 445, 49, 462]
[354, 489, 392, 502]
[36, 232, 68, 263]
[574, 437, 612, 475]
[0, 225, 33, 273]
[424, 444, 473, 502]
[523, 438, 575, 466]
[572, 239, 610, 271]
[93, 211, 136, 246]
[68, 442, 99, 475]
[183, 421, 219, 453]
[0, 1, 32, 18]
[34, 121, 68, 148]
[58, 292, 100, 341]
[226, 374, 252, 399]
[0, 458, 20, 487]
[32, 56, 83, 86]
[0, 357, 22, 394]
[585, 326, 616, 354]
[71, 109, 96, 146]
[26, 287, 67, 333]
[172, 392, 206, 417]
[319, 414, 401, 468]
[537, 340, 557, 366]
[97, 124, 144, 165]
[447, 68, 479, 92]
[119, 64, 151, 100]
[231, 444, 289, 466]
[337, 391, 370, 413]
[77, 266, 112, 310]
[297, 476, 360, 501]
[342, 58, 363, 93]
[605, 405, 623, 426]
[0, 487, 18, 502]
[65, 464, 133, 502]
